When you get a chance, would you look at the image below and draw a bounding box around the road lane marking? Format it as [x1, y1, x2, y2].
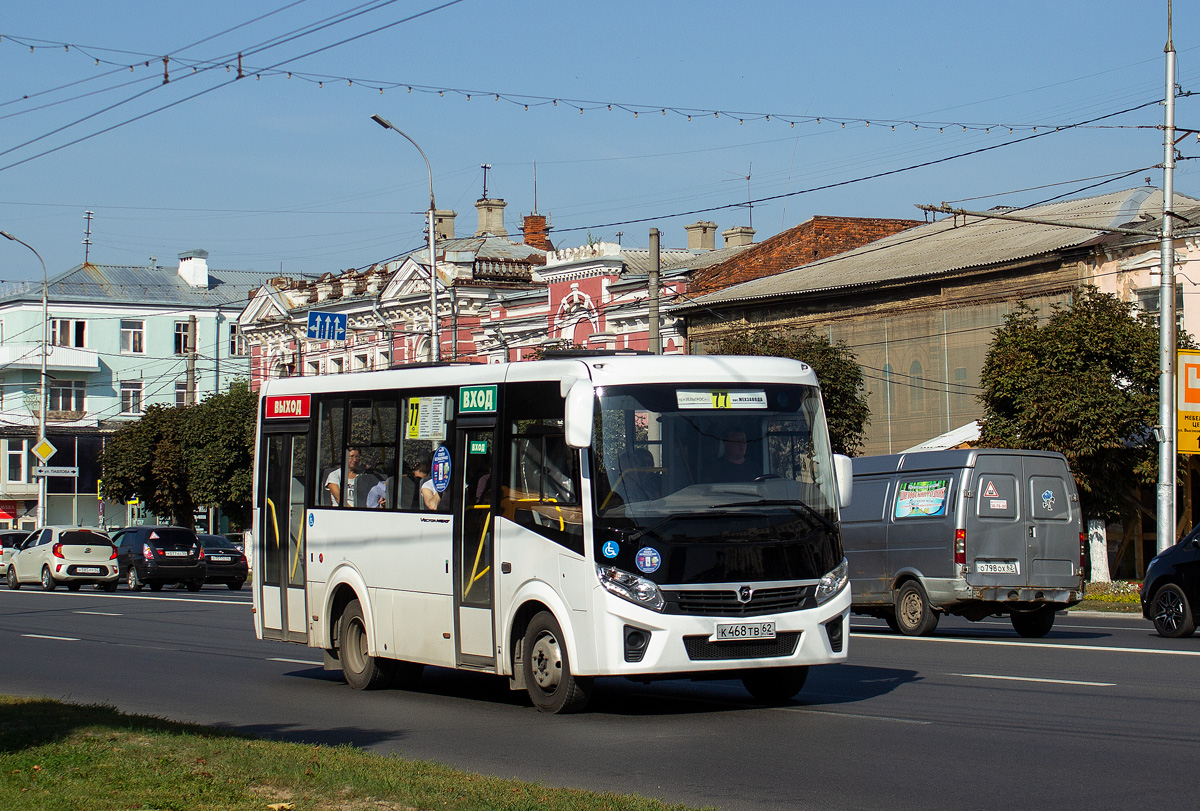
[269, 657, 323, 666]
[851, 633, 1200, 657]
[22, 634, 79, 641]
[4, 590, 248, 606]
[74, 610, 122, 616]
[952, 673, 1115, 687]
[778, 707, 932, 725]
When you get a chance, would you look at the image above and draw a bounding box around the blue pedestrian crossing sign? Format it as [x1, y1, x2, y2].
[307, 311, 348, 341]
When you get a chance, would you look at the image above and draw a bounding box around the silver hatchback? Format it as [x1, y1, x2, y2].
[4, 526, 119, 592]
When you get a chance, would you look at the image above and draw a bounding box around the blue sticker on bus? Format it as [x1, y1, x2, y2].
[431, 445, 452, 493]
[308, 513, 314, 527]
[602, 540, 620, 559]
[635, 547, 661, 573]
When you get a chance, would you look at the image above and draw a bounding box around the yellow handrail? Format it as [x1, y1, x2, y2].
[464, 510, 491, 599]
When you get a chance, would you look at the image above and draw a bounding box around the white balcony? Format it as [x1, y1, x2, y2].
[0, 344, 100, 372]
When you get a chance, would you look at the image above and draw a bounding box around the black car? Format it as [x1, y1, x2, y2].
[111, 526, 207, 592]
[1141, 524, 1200, 637]
[197, 534, 248, 590]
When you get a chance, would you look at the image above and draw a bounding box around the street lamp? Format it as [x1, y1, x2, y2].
[370, 114, 439, 362]
[0, 230, 49, 527]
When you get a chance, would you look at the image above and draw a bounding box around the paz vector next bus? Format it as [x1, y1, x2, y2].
[251, 354, 852, 713]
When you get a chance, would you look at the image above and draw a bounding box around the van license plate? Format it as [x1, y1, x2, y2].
[713, 621, 776, 641]
[976, 561, 1019, 575]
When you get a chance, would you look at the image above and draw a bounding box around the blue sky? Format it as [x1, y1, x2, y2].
[0, 1, 1196, 281]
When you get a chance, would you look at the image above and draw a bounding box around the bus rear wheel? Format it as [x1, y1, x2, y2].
[338, 599, 395, 690]
[522, 611, 592, 714]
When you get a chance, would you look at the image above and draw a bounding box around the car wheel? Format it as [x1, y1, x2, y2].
[67, 582, 81, 592]
[127, 567, 143, 592]
[1152, 584, 1197, 638]
[522, 610, 592, 713]
[6, 566, 20, 590]
[186, 579, 203, 592]
[41, 566, 57, 592]
[894, 581, 938, 636]
[101, 580, 118, 593]
[1011, 606, 1056, 638]
[338, 599, 395, 690]
[227, 580, 245, 591]
[741, 666, 809, 703]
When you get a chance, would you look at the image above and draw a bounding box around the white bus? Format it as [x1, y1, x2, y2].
[252, 353, 852, 713]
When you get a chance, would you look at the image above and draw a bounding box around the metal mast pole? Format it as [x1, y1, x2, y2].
[1158, 2, 1177, 553]
[648, 228, 661, 354]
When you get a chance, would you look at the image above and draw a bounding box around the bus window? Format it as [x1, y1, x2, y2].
[401, 394, 453, 512]
[316, 398, 345, 507]
[345, 398, 397, 510]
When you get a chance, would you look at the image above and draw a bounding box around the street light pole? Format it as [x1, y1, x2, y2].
[370, 114, 440, 362]
[1, 230, 49, 527]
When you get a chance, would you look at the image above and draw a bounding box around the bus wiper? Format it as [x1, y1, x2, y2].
[716, 499, 837, 533]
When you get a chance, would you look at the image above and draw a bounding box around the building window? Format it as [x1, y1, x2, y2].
[909, 360, 925, 414]
[121, 382, 143, 415]
[331, 357, 344, 375]
[378, 349, 390, 369]
[120, 319, 145, 354]
[953, 366, 969, 412]
[174, 321, 191, 355]
[176, 381, 189, 407]
[353, 352, 368, 372]
[230, 323, 246, 356]
[307, 360, 321, 377]
[1136, 286, 1185, 332]
[6, 439, 27, 483]
[49, 380, 85, 412]
[51, 319, 86, 348]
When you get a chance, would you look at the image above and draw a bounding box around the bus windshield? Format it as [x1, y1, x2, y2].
[593, 382, 838, 520]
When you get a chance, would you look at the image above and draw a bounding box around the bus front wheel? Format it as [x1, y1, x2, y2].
[522, 611, 592, 714]
[338, 599, 395, 690]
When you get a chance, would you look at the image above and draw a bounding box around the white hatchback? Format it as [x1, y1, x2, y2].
[5, 526, 119, 592]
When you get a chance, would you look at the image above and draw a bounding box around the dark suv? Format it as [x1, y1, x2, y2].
[1141, 523, 1200, 637]
[112, 526, 207, 592]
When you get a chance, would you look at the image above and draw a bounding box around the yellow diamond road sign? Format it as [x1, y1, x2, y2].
[31, 437, 56, 464]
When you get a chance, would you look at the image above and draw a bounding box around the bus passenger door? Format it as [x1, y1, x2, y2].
[454, 422, 498, 668]
[259, 431, 309, 643]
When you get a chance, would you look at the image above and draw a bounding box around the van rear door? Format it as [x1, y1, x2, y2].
[1024, 455, 1080, 589]
[967, 456, 1025, 587]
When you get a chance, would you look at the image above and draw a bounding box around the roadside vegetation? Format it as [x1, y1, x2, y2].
[1076, 580, 1142, 612]
[0, 696, 706, 811]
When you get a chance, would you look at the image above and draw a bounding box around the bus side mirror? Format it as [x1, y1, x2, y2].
[833, 454, 853, 509]
[564, 379, 595, 449]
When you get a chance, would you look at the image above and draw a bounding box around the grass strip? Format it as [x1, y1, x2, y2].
[0, 695, 709, 811]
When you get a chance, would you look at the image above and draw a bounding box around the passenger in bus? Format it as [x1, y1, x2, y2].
[706, 428, 760, 483]
[367, 476, 392, 509]
[325, 448, 384, 508]
[618, 448, 660, 502]
[414, 459, 440, 510]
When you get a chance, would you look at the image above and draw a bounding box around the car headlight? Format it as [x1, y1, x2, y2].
[596, 564, 665, 612]
[815, 558, 848, 605]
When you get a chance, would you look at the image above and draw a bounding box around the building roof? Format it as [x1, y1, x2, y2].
[680, 188, 1199, 309]
[0, 262, 280, 309]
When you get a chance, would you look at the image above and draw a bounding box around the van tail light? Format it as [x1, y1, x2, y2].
[1080, 531, 1087, 568]
[142, 543, 155, 561]
[52, 542, 65, 559]
[954, 529, 966, 565]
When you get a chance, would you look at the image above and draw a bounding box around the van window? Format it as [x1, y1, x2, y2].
[894, 479, 950, 518]
[1030, 476, 1070, 520]
[842, 479, 890, 523]
[977, 474, 1017, 519]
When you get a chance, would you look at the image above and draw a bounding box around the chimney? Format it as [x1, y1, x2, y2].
[177, 249, 210, 288]
[722, 226, 756, 247]
[685, 221, 717, 251]
[521, 213, 554, 251]
[475, 198, 508, 237]
[434, 209, 457, 241]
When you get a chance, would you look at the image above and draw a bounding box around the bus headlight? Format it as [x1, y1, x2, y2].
[815, 558, 848, 605]
[596, 565, 665, 612]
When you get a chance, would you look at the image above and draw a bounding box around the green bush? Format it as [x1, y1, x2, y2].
[1084, 580, 1142, 604]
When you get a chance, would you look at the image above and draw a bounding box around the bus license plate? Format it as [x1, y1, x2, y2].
[713, 621, 776, 641]
[976, 561, 1019, 575]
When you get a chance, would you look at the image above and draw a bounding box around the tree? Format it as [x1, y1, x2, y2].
[712, 328, 871, 456]
[180, 380, 257, 529]
[101, 404, 195, 526]
[978, 286, 1189, 580]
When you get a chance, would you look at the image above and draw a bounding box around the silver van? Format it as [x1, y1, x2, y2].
[841, 449, 1085, 637]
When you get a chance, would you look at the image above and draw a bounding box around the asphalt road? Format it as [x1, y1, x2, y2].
[1, 587, 1196, 811]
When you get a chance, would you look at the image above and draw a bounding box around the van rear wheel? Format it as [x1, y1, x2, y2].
[894, 581, 938, 636]
[1010, 606, 1056, 638]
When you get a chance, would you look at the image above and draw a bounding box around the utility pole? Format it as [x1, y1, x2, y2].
[186, 315, 197, 405]
[82, 211, 93, 265]
[648, 228, 661, 355]
[1157, 0, 1178, 553]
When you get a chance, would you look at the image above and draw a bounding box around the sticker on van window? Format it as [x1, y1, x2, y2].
[895, 480, 949, 518]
